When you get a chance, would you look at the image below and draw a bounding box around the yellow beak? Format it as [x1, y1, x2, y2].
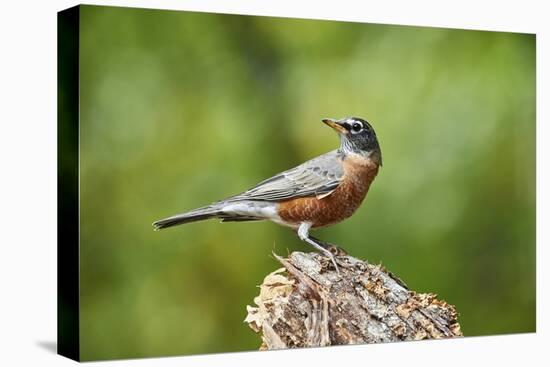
[322, 118, 347, 134]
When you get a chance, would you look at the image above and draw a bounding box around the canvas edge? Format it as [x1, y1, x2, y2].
[57, 4, 81, 362]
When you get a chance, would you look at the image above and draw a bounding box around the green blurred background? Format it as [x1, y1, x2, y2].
[76, 5, 535, 361]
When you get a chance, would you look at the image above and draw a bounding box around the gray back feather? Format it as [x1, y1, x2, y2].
[224, 150, 344, 202]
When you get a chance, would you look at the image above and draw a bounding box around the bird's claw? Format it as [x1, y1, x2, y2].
[327, 245, 348, 257]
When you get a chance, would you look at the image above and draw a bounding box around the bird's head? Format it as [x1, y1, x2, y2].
[322, 117, 382, 164]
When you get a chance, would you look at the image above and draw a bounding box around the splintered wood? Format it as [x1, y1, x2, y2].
[245, 252, 462, 349]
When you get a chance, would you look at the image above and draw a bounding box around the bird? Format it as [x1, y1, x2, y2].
[153, 117, 382, 274]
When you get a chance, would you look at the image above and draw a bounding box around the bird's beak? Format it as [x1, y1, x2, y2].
[322, 118, 347, 134]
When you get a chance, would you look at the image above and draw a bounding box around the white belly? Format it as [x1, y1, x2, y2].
[221, 201, 280, 220]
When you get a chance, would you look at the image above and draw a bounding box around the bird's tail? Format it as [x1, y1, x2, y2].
[153, 202, 263, 230]
[152, 205, 223, 230]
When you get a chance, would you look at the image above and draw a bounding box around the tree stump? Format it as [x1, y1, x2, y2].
[245, 251, 462, 350]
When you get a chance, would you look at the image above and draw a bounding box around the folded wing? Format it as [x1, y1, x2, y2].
[224, 150, 344, 202]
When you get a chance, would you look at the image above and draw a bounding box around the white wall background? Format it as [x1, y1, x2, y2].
[0, 1, 547, 366]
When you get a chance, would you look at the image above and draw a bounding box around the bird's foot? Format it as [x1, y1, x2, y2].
[297, 225, 342, 276]
[325, 252, 341, 276]
[309, 236, 348, 256]
[326, 245, 348, 257]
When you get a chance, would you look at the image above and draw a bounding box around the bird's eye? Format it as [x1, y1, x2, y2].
[351, 122, 362, 132]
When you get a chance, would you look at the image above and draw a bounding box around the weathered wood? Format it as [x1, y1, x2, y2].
[245, 251, 462, 350]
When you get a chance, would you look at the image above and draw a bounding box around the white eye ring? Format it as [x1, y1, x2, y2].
[351, 121, 363, 133]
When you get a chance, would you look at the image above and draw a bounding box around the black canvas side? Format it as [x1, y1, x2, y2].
[57, 5, 80, 362]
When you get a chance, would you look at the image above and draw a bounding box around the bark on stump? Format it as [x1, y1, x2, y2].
[245, 251, 462, 350]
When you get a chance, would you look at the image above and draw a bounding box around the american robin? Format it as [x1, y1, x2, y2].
[153, 117, 382, 274]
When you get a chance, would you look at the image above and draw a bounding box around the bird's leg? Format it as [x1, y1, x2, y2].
[297, 223, 340, 275]
[309, 235, 348, 256]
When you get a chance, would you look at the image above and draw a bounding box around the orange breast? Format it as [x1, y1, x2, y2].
[277, 155, 379, 228]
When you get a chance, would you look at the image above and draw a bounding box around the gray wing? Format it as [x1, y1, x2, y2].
[224, 150, 344, 202]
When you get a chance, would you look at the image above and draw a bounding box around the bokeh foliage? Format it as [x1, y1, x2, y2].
[76, 5, 535, 360]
